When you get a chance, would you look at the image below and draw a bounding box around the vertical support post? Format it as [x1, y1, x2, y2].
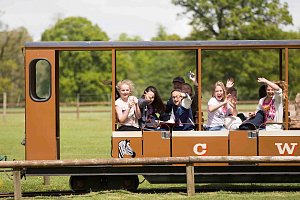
[112, 49, 117, 131]
[107, 94, 111, 106]
[43, 176, 50, 185]
[186, 163, 195, 196]
[13, 168, 22, 200]
[3, 92, 7, 120]
[16, 94, 21, 107]
[55, 50, 61, 160]
[197, 49, 202, 130]
[284, 48, 289, 130]
[76, 93, 80, 119]
[279, 49, 283, 80]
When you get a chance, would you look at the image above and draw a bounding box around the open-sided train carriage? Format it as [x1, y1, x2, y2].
[24, 40, 300, 191]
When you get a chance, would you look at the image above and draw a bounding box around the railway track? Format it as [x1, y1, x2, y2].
[1, 185, 300, 198]
[138, 184, 300, 193]
[0, 190, 88, 198]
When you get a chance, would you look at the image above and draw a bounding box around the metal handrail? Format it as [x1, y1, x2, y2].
[1, 156, 300, 168]
[2, 156, 300, 199]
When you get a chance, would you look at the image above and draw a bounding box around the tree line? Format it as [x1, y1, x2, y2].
[1, 0, 300, 103]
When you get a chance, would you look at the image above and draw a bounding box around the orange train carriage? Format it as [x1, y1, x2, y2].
[24, 40, 300, 191]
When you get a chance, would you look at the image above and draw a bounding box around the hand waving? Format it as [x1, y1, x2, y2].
[226, 78, 234, 88]
[257, 77, 268, 83]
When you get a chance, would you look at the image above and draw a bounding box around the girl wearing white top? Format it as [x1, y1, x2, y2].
[115, 80, 141, 131]
[206, 79, 236, 131]
[254, 78, 283, 130]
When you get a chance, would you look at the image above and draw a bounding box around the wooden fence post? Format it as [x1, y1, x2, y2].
[186, 163, 195, 196]
[76, 93, 80, 119]
[43, 176, 50, 185]
[2, 92, 7, 120]
[13, 168, 22, 200]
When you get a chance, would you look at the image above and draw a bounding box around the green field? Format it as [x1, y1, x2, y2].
[1, 108, 300, 199]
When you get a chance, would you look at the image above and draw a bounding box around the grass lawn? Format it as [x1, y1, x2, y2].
[1, 106, 300, 199]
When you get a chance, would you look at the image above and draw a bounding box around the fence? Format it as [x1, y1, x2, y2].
[1, 156, 300, 199]
[0, 92, 112, 119]
[1, 91, 297, 120]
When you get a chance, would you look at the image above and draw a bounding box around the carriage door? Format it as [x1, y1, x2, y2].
[25, 49, 59, 160]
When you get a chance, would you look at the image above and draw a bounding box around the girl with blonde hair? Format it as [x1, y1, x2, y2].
[115, 80, 141, 131]
[206, 79, 236, 131]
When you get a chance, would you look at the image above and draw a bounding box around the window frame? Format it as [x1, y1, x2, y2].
[29, 58, 52, 102]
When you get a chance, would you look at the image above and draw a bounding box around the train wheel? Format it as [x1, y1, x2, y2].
[123, 175, 139, 191]
[107, 175, 139, 191]
[69, 176, 90, 192]
[69, 175, 139, 192]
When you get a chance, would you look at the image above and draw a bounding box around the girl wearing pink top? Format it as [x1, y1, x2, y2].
[255, 77, 283, 130]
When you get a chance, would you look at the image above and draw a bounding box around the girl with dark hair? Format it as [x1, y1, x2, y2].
[240, 78, 285, 130]
[138, 86, 166, 129]
[251, 78, 284, 130]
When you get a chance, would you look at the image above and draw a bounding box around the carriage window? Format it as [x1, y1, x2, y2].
[29, 59, 51, 101]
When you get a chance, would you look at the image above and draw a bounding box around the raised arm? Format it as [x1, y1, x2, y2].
[132, 96, 141, 119]
[115, 105, 131, 123]
[227, 97, 238, 116]
[188, 71, 198, 87]
[181, 92, 192, 109]
[257, 77, 280, 91]
[208, 100, 227, 113]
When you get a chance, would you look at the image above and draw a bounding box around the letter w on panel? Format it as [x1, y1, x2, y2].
[275, 143, 298, 155]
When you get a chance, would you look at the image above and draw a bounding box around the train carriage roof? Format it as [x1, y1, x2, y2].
[24, 40, 300, 50]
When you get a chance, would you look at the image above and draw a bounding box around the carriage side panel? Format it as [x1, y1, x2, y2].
[143, 130, 171, 157]
[172, 131, 229, 166]
[259, 130, 300, 166]
[111, 131, 142, 158]
[229, 130, 257, 156]
[25, 49, 58, 160]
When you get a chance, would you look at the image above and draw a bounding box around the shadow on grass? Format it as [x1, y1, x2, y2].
[136, 183, 300, 193]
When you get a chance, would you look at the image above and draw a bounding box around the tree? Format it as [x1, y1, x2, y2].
[42, 17, 110, 102]
[116, 26, 190, 100]
[42, 17, 108, 41]
[118, 33, 142, 41]
[0, 26, 32, 102]
[171, 0, 299, 100]
[151, 25, 182, 41]
[172, 0, 293, 40]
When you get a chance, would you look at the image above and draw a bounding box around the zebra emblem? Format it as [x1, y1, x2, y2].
[118, 139, 136, 158]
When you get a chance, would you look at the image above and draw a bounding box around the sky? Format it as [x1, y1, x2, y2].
[0, 0, 300, 41]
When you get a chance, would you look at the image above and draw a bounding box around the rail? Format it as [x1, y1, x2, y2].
[1, 100, 296, 117]
[1, 156, 300, 199]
